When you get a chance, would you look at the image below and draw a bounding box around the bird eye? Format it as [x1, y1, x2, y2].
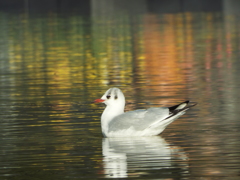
[114, 96, 118, 99]
[106, 95, 111, 99]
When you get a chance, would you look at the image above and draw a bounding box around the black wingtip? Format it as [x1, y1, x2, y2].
[164, 101, 197, 121]
[169, 100, 197, 113]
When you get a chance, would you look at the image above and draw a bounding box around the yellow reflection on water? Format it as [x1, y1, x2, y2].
[5, 11, 239, 116]
[6, 11, 232, 112]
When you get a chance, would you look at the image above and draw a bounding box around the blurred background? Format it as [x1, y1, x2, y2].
[0, 0, 240, 179]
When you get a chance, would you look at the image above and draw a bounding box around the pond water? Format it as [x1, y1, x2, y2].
[1, 9, 240, 179]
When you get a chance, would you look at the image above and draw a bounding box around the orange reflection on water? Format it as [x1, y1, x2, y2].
[143, 14, 187, 105]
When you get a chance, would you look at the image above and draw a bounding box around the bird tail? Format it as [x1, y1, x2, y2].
[167, 100, 197, 118]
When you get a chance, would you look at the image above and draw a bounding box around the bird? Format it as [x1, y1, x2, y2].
[94, 87, 196, 137]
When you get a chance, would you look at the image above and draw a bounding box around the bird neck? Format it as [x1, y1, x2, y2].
[101, 103, 125, 135]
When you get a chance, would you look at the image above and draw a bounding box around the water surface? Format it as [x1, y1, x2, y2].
[1, 10, 240, 179]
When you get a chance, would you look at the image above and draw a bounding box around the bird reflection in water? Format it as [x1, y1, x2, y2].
[101, 136, 188, 178]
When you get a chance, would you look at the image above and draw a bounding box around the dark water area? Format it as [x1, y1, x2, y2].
[1, 2, 240, 179]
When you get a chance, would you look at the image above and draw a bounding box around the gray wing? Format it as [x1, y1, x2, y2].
[108, 107, 170, 132]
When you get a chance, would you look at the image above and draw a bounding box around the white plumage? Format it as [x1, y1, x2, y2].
[94, 87, 196, 137]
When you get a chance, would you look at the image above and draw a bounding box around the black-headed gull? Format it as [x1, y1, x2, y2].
[94, 87, 196, 137]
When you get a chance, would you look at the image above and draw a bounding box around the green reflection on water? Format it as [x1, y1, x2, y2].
[2, 10, 240, 140]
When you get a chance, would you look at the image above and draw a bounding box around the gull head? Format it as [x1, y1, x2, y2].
[94, 87, 125, 108]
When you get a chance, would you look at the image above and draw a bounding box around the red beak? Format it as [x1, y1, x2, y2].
[94, 99, 105, 103]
